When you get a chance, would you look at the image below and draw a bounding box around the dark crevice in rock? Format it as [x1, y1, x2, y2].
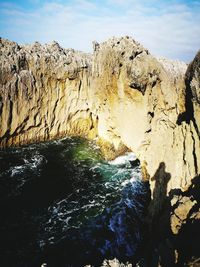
[10, 116, 30, 137]
[181, 126, 187, 166]
[177, 52, 200, 137]
[18, 54, 28, 71]
[177, 77, 194, 125]
[190, 126, 198, 174]
[0, 96, 3, 116]
[21, 120, 43, 134]
[11, 64, 17, 73]
[148, 111, 154, 118]
[8, 97, 13, 129]
[129, 82, 146, 95]
[0, 130, 10, 144]
[50, 99, 59, 130]
[152, 80, 157, 87]
[183, 74, 200, 137]
[89, 112, 94, 130]
[135, 51, 143, 57]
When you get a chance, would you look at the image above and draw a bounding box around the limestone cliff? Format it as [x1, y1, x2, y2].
[0, 38, 95, 146]
[0, 36, 200, 265]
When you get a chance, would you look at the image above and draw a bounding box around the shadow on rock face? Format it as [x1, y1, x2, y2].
[143, 162, 173, 267]
[143, 162, 200, 267]
[151, 162, 171, 219]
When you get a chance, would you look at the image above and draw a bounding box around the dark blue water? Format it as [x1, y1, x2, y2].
[0, 137, 150, 267]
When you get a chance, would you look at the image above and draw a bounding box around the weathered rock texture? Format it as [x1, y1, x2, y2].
[0, 36, 200, 266]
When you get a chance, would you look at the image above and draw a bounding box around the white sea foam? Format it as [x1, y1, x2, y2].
[64, 217, 72, 225]
[9, 153, 46, 177]
[121, 180, 130, 187]
[10, 165, 25, 177]
[109, 152, 136, 165]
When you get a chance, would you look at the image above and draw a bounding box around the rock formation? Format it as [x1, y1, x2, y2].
[0, 36, 200, 266]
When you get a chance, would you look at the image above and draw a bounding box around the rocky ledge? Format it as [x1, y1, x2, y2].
[0, 36, 200, 266]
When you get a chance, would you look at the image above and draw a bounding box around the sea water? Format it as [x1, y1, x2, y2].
[0, 137, 150, 267]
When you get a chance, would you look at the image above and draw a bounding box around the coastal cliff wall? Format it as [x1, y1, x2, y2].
[0, 36, 200, 265]
[0, 39, 95, 145]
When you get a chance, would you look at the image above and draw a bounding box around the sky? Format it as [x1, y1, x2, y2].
[0, 0, 200, 62]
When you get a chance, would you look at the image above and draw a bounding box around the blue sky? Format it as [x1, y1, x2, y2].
[0, 0, 200, 62]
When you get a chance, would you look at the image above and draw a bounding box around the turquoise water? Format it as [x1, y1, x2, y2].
[0, 137, 150, 267]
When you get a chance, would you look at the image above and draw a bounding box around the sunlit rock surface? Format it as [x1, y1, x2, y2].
[0, 36, 200, 266]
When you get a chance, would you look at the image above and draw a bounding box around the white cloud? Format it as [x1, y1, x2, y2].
[0, 0, 200, 62]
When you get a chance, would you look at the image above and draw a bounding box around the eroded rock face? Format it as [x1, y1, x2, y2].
[0, 38, 95, 147]
[0, 36, 200, 265]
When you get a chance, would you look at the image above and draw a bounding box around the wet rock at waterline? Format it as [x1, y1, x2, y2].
[0, 36, 200, 266]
